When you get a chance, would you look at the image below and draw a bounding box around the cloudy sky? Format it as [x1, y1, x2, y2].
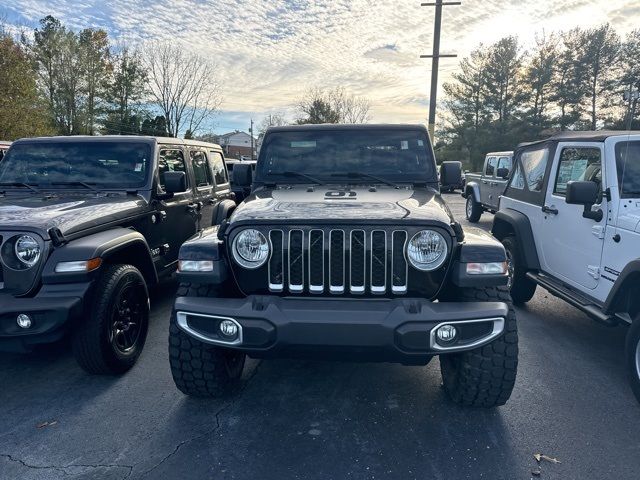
[1, 0, 638, 134]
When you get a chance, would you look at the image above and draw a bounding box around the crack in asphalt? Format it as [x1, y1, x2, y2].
[137, 360, 264, 479]
[0, 454, 134, 479]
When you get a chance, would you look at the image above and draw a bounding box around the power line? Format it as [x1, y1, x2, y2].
[420, 1, 460, 141]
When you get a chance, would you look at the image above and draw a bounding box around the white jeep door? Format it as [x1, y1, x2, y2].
[537, 142, 607, 290]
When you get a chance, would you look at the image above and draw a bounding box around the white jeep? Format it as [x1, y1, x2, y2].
[491, 131, 640, 403]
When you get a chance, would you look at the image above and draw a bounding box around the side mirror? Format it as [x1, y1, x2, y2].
[566, 180, 603, 221]
[163, 171, 187, 194]
[496, 167, 510, 179]
[233, 163, 253, 188]
[440, 161, 462, 187]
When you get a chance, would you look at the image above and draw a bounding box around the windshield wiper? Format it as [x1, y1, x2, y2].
[331, 172, 399, 189]
[0, 182, 40, 193]
[46, 181, 100, 192]
[278, 171, 325, 185]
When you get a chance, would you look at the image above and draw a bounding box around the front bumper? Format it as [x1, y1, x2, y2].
[174, 295, 509, 364]
[0, 283, 90, 351]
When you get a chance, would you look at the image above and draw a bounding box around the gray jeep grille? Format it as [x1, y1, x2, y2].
[267, 227, 408, 295]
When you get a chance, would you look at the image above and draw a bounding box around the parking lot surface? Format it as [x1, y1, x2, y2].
[1, 192, 639, 480]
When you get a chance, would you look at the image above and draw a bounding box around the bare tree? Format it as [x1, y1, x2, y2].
[296, 86, 370, 124]
[143, 42, 221, 137]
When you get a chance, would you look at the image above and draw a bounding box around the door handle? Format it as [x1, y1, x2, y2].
[207, 198, 217, 205]
[542, 205, 558, 215]
[187, 202, 202, 212]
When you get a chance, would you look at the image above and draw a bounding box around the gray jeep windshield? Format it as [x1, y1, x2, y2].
[256, 129, 437, 184]
[0, 141, 152, 188]
[615, 141, 640, 198]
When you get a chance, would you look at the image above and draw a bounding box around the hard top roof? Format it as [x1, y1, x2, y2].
[265, 123, 428, 133]
[11, 135, 221, 149]
[518, 130, 640, 149]
[486, 151, 513, 156]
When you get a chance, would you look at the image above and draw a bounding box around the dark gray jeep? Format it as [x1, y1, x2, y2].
[0, 136, 234, 374]
[170, 124, 518, 407]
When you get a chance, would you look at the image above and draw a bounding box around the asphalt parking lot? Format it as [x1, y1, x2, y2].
[1, 192, 639, 480]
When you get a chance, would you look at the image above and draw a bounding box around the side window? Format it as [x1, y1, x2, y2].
[554, 147, 601, 196]
[520, 147, 549, 192]
[190, 150, 212, 188]
[209, 151, 229, 185]
[615, 141, 640, 198]
[497, 156, 512, 173]
[485, 156, 497, 176]
[158, 148, 188, 190]
[510, 162, 525, 189]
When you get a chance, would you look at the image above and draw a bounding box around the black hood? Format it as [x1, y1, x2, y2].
[0, 193, 148, 239]
[230, 185, 454, 229]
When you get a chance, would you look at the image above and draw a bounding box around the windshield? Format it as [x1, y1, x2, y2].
[615, 140, 640, 198]
[256, 129, 437, 184]
[0, 141, 152, 188]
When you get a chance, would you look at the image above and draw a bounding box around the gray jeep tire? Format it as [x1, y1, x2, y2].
[440, 286, 518, 407]
[169, 282, 246, 397]
[465, 195, 482, 223]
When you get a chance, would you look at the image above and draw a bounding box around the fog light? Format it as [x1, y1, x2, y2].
[436, 324, 457, 345]
[17, 314, 32, 329]
[219, 320, 238, 338]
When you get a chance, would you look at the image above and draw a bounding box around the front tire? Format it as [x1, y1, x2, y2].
[502, 236, 536, 304]
[72, 264, 149, 374]
[625, 316, 640, 404]
[465, 196, 482, 223]
[440, 286, 518, 407]
[169, 282, 246, 397]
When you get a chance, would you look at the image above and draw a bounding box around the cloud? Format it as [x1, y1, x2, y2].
[1, 0, 638, 132]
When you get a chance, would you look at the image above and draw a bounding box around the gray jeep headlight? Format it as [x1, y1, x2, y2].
[15, 235, 41, 268]
[232, 229, 269, 269]
[407, 230, 448, 271]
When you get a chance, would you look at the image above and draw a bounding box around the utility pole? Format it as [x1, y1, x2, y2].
[420, 1, 460, 141]
[250, 118, 255, 161]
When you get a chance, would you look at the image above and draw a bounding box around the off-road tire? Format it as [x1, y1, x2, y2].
[465, 196, 482, 223]
[502, 236, 536, 304]
[72, 264, 149, 374]
[169, 282, 246, 397]
[625, 315, 640, 404]
[440, 286, 518, 407]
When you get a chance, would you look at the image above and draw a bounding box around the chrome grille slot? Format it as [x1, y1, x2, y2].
[370, 230, 387, 294]
[392, 231, 408, 293]
[350, 230, 365, 293]
[268, 230, 284, 291]
[308, 230, 324, 293]
[329, 230, 345, 293]
[288, 230, 304, 292]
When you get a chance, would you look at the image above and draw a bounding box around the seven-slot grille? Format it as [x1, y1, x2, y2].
[267, 228, 408, 295]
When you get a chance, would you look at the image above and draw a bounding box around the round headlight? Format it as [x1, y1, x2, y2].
[232, 229, 269, 268]
[15, 235, 41, 268]
[407, 230, 448, 271]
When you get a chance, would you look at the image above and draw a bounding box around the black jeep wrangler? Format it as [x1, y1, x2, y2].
[0, 136, 235, 374]
[170, 124, 518, 407]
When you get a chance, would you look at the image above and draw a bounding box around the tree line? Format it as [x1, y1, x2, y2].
[0, 15, 221, 140]
[436, 24, 640, 170]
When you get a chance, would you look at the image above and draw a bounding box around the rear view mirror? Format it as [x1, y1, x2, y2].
[233, 163, 253, 188]
[565, 180, 603, 221]
[163, 171, 187, 194]
[496, 168, 510, 179]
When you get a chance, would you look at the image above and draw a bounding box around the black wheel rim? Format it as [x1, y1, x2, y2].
[109, 283, 145, 354]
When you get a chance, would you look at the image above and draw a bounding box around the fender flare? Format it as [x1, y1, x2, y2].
[212, 199, 237, 226]
[42, 228, 157, 286]
[603, 259, 640, 319]
[464, 182, 481, 203]
[491, 209, 540, 270]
